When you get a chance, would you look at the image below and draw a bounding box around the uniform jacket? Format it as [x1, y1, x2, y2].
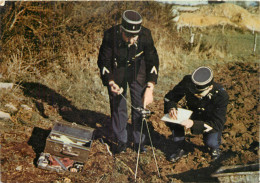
[164, 75, 229, 134]
[97, 25, 159, 87]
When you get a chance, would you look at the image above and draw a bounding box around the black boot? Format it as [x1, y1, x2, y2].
[211, 148, 221, 161]
[168, 148, 188, 162]
[134, 143, 147, 153]
[113, 141, 127, 154]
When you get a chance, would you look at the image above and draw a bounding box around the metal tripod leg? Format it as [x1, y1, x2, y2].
[145, 117, 160, 178]
[134, 117, 144, 180]
[134, 117, 160, 180]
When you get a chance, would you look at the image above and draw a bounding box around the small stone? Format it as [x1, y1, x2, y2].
[5, 103, 18, 112]
[0, 111, 11, 120]
[21, 104, 32, 111]
[0, 82, 13, 89]
[63, 177, 72, 183]
[16, 165, 22, 171]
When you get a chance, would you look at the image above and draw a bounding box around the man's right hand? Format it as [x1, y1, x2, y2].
[109, 81, 123, 95]
[169, 108, 178, 120]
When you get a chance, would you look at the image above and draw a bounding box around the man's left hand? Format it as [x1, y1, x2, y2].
[143, 82, 154, 108]
[181, 119, 194, 129]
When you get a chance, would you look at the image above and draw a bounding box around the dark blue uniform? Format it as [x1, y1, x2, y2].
[164, 75, 229, 150]
[98, 25, 159, 144]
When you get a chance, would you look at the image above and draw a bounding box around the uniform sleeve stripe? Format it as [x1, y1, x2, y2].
[150, 66, 158, 75]
[164, 98, 170, 102]
[102, 67, 110, 75]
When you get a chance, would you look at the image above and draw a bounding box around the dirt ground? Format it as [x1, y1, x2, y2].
[0, 61, 259, 182]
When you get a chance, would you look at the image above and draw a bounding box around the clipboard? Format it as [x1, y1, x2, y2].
[161, 108, 193, 124]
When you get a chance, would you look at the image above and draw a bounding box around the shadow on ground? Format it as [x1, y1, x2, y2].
[167, 150, 238, 182]
[27, 127, 51, 166]
[20, 82, 109, 129]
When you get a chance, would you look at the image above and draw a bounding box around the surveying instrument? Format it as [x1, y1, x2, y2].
[119, 90, 160, 180]
[134, 107, 160, 180]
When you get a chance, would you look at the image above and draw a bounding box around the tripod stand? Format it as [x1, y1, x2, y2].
[118, 93, 160, 180]
[134, 107, 160, 180]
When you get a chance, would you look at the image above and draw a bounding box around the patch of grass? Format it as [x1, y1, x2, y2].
[178, 26, 259, 60]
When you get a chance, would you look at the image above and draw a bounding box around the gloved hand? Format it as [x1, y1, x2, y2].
[109, 81, 123, 95]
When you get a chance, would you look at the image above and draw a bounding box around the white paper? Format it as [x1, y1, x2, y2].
[161, 108, 193, 124]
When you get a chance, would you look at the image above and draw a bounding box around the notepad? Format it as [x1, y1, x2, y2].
[161, 108, 193, 124]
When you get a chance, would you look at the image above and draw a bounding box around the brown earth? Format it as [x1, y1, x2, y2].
[1, 61, 259, 182]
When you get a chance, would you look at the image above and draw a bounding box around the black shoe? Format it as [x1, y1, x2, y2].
[169, 149, 188, 162]
[134, 143, 147, 153]
[114, 141, 127, 154]
[211, 149, 220, 161]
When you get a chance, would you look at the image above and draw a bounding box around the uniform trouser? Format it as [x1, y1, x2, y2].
[108, 80, 146, 144]
[203, 132, 222, 150]
[168, 123, 222, 150]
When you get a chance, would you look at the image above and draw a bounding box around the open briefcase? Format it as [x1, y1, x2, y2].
[37, 121, 94, 173]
